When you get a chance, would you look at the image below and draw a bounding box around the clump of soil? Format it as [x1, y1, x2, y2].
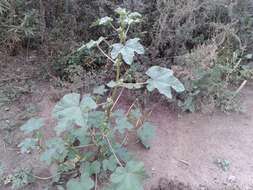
[151, 178, 193, 190]
[151, 178, 242, 190]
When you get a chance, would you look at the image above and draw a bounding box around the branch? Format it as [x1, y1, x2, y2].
[110, 88, 124, 112]
[97, 45, 116, 64]
[105, 136, 123, 167]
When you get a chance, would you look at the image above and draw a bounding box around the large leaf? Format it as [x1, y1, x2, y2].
[113, 110, 133, 134]
[53, 93, 97, 135]
[40, 138, 68, 164]
[93, 85, 108, 95]
[83, 161, 101, 176]
[69, 127, 91, 146]
[18, 138, 38, 154]
[111, 38, 144, 65]
[88, 111, 106, 128]
[103, 156, 117, 172]
[67, 173, 94, 190]
[146, 66, 185, 98]
[110, 161, 147, 190]
[137, 122, 155, 149]
[20, 118, 44, 134]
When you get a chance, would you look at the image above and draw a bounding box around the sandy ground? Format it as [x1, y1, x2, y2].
[133, 87, 253, 190]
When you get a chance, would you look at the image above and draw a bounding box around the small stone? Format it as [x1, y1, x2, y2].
[228, 175, 236, 183]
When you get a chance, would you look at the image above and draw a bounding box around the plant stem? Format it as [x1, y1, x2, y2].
[110, 87, 124, 112]
[105, 136, 123, 167]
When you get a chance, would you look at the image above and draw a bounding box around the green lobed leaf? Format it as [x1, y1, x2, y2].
[137, 122, 155, 149]
[113, 110, 133, 134]
[20, 118, 44, 134]
[110, 161, 147, 190]
[93, 85, 108, 95]
[69, 127, 91, 146]
[67, 173, 94, 190]
[83, 161, 101, 176]
[146, 66, 185, 98]
[40, 138, 68, 165]
[53, 93, 97, 135]
[111, 38, 144, 65]
[18, 138, 39, 154]
[81, 95, 98, 111]
[129, 108, 142, 119]
[103, 156, 117, 172]
[88, 111, 106, 128]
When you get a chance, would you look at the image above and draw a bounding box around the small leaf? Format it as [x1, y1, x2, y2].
[115, 7, 127, 16]
[129, 12, 142, 19]
[130, 108, 142, 119]
[18, 138, 39, 154]
[245, 54, 253, 60]
[93, 85, 108, 95]
[113, 110, 133, 134]
[78, 37, 105, 51]
[111, 38, 145, 65]
[146, 66, 185, 98]
[137, 122, 155, 149]
[110, 161, 147, 190]
[67, 173, 94, 190]
[40, 138, 67, 164]
[98, 16, 113, 26]
[20, 118, 44, 134]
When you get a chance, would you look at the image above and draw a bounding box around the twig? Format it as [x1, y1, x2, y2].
[126, 99, 137, 116]
[105, 136, 123, 167]
[173, 157, 190, 166]
[0, 76, 32, 83]
[97, 45, 117, 64]
[235, 80, 247, 95]
[110, 88, 124, 112]
[109, 23, 118, 32]
[32, 174, 57, 180]
[32, 170, 76, 180]
[74, 144, 96, 149]
[120, 134, 128, 146]
[95, 173, 98, 190]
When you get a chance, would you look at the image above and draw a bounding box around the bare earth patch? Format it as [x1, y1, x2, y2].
[133, 87, 253, 190]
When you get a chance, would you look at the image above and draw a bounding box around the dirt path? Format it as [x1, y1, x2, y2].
[134, 86, 253, 190]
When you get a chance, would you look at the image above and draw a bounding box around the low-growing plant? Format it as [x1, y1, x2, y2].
[17, 8, 185, 190]
[0, 0, 39, 54]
